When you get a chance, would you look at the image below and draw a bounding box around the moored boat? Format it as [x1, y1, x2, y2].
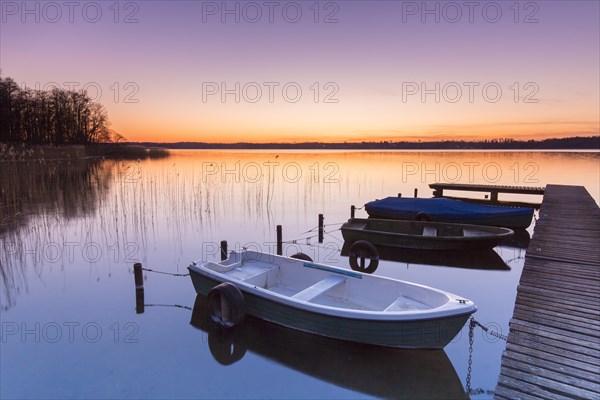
[188, 249, 476, 349]
[341, 218, 514, 250]
[365, 197, 534, 229]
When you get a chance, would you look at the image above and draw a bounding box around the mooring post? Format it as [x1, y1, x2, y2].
[220, 240, 228, 261]
[134, 263, 144, 289]
[414, 188, 418, 198]
[276, 225, 282, 255]
[318, 214, 324, 243]
[350, 205, 355, 219]
[398, 193, 402, 197]
[133, 262, 144, 314]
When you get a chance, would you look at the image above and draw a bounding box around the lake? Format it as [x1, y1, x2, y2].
[1, 150, 598, 399]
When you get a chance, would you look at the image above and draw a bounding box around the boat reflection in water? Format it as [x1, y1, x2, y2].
[341, 242, 511, 271]
[190, 295, 468, 400]
[499, 228, 531, 250]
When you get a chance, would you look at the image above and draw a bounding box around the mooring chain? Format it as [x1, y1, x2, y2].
[471, 317, 509, 341]
[466, 318, 474, 394]
[465, 317, 507, 396]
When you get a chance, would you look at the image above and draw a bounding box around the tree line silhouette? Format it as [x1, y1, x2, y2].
[0, 76, 112, 144]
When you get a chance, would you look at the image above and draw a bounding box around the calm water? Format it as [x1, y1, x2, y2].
[1, 150, 599, 399]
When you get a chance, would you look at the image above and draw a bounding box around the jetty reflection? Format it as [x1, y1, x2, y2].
[190, 295, 468, 399]
[341, 242, 510, 271]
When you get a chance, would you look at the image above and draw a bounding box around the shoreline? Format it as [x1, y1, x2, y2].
[0, 143, 169, 161]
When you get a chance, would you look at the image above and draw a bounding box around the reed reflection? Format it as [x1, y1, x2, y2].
[0, 159, 113, 309]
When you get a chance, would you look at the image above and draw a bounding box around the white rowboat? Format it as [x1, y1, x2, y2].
[188, 250, 477, 348]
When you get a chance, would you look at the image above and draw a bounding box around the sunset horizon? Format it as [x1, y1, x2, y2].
[2, 1, 598, 144]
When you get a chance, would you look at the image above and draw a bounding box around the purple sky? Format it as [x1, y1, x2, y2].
[1, 1, 599, 142]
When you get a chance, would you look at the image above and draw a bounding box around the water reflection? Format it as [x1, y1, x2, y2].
[500, 229, 530, 249]
[0, 159, 113, 309]
[341, 242, 510, 271]
[1, 150, 598, 398]
[0, 159, 112, 233]
[190, 295, 468, 400]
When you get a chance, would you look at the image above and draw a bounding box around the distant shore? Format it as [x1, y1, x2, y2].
[1, 136, 597, 161]
[0, 143, 169, 161]
[131, 136, 599, 151]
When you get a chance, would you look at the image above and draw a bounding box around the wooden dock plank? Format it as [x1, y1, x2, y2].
[503, 351, 600, 385]
[509, 319, 600, 346]
[515, 305, 600, 329]
[494, 185, 600, 400]
[500, 362, 599, 398]
[505, 342, 600, 375]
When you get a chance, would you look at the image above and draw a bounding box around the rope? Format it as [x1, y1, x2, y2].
[144, 303, 192, 310]
[299, 221, 346, 234]
[324, 221, 346, 227]
[141, 267, 189, 277]
[282, 227, 343, 247]
[300, 226, 319, 234]
[282, 234, 319, 245]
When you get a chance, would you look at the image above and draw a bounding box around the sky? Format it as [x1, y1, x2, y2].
[1, 0, 599, 143]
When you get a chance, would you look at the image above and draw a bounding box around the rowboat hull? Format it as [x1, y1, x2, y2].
[188, 251, 476, 349]
[365, 197, 534, 229]
[341, 218, 514, 250]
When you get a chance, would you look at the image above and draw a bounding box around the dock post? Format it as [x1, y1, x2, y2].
[318, 214, 324, 243]
[398, 193, 402, 197]
[276, 225, 282, 255]
[350, 205, 355, 218]
[414, 188, 418, 198]
[220, 240, 228, 261]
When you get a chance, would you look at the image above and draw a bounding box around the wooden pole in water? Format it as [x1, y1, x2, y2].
[414, 188, 418, 198]
[318, 214, 324, 243]
[350, 205, 355, 219]
[133, 263, 144, 314]
[135, 288, 145, 314]
[220, 240, 228, 261]
[398, 193, 402, 197]
[276, 225, 282, 255]
[134, 263, 144, 289]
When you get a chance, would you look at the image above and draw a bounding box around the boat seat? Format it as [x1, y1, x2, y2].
[227, 262, 279, 288]
[384, 296, 429, 312]
[422, 226, 437, 237]
[292, 275, 346, 302]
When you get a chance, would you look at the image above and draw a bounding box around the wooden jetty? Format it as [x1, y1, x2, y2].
[494, 185, 600, 399]
[429, 183, 545, 208]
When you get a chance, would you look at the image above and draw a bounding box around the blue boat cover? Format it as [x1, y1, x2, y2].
[365, 197, 533, 225]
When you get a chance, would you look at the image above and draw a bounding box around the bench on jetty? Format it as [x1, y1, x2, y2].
[493, 185, 600, 399]
[429, 183, 545, 208]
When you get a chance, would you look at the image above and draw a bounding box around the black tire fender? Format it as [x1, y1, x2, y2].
[208, 282, 245, 328]
[349, 240, 379, 274]
[290, 252, 313, 262]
